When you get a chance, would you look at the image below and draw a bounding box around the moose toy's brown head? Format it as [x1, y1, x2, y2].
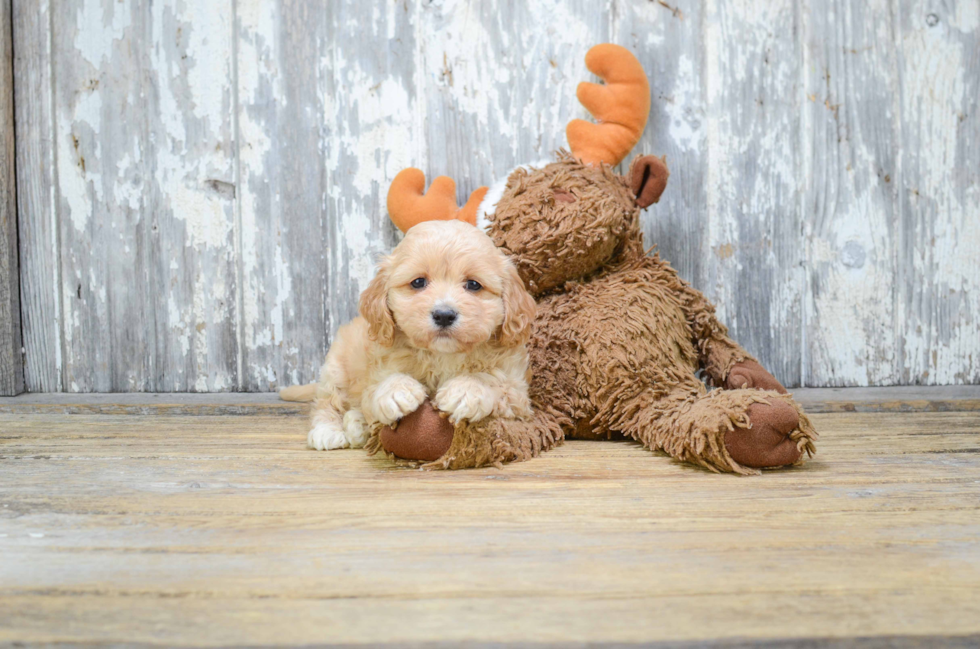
[480, 44, 669, 296]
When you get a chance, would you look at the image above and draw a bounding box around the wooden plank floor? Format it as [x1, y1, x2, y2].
[1, 397, 979, 646]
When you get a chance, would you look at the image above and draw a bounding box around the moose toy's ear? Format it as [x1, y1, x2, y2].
[629, 155, 669, 208]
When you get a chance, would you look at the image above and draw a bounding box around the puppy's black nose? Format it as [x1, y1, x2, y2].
[431, 309, 458, 328]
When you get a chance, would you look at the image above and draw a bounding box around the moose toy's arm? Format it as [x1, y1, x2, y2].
[627, 148, 782, 395]
[676, 283, 788, 393]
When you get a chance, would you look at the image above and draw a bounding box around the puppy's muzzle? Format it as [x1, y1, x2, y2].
[431, 308, 458, 329]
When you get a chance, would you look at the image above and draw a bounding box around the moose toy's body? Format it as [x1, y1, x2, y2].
[476, 154, 816, 474]
[368, 44, 817, 474]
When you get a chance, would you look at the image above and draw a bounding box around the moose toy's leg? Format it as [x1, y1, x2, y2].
[420, 411, 564, 470]
[676, 289, 818, 469]
[697, 338, 819, 467]
[366, 408, 564, 470]
[601, 378, 815, 475]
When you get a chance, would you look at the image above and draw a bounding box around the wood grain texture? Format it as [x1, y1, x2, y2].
[0, 0, 22, 396]
[11, 0, 60, 392]
[418, 0, 609, 188]
[894, 0, 980, 386]
[235, 0, 330, 392]
[235, 0, 411, 391]
[619, 0, 707, 294]
[805, 0, 980, 386]
[702, 0, 804, 386]
[1, 410, 979, 644]
[802, 0, 903, 386]
[11, 0, 980, 391]
[47, 0, 239, 392]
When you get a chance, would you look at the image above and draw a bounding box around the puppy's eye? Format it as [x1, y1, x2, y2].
[410, 277, 427, 289]
[465, 280, 483, 292]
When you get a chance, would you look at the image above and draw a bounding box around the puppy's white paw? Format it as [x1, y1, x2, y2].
[343, 409, 369, 448]
[373, 374, 427, 425]
[496, 389, 533, 420]
[308, 423, 348, 451]
[435, 377, 497, 424]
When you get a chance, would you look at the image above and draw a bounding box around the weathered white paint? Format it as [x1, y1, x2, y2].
[894, 0, 980, 386]
[41, 0, 241, 392]
[803, 0, 904, 386]
[11, 0, 980, 391]
[700, 0, 804, 385]
[804, 0, 980, 386]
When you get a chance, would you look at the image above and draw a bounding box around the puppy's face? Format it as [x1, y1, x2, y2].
[360, 220, 535, 353]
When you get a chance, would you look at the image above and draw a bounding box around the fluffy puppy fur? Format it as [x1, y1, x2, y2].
[285, 220, 536, 452]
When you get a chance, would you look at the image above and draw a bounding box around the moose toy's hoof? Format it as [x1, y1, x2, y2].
[725, 400, 802, 468]
[379, 399, 454, 462]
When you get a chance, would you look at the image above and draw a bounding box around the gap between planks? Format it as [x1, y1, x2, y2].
[0, 385, 978, 416]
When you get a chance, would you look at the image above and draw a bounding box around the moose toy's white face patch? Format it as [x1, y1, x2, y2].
[476, 160, 553, 232]
[476, 174, 510, 232]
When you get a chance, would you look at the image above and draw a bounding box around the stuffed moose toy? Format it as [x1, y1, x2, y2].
[368, 44, 817, 475]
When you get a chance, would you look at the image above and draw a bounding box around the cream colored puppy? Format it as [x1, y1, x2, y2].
[281, 220, 536, 451]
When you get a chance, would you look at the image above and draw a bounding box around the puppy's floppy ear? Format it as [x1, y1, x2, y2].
[359, 258, 395, 347]
[499, 261, 536, 347]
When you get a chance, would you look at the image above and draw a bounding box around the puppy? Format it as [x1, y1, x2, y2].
[281, 220, 536, 451]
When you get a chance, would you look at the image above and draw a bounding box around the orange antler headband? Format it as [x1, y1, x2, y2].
[386, 168, 488, 234]
[567, 44, 651, 167]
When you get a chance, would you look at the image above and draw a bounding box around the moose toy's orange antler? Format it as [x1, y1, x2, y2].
[386, 168, 488, 234]
[567, 44, 651, 167]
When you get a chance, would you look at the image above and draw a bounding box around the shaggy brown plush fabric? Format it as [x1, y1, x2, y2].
[476, 151, 818, 475]
[367, 408, 562, 470]
[489, 154, 638, 296]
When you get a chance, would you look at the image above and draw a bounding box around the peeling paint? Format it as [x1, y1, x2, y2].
[664, 55, 704, 153]
[899, 2, 979, 385]
[73, 0, 130, 66]
[17, 0, 980, 391]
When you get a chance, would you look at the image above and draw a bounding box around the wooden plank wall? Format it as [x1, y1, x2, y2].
[10, 0, 980, 392]
[1, 0, 24, 395]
